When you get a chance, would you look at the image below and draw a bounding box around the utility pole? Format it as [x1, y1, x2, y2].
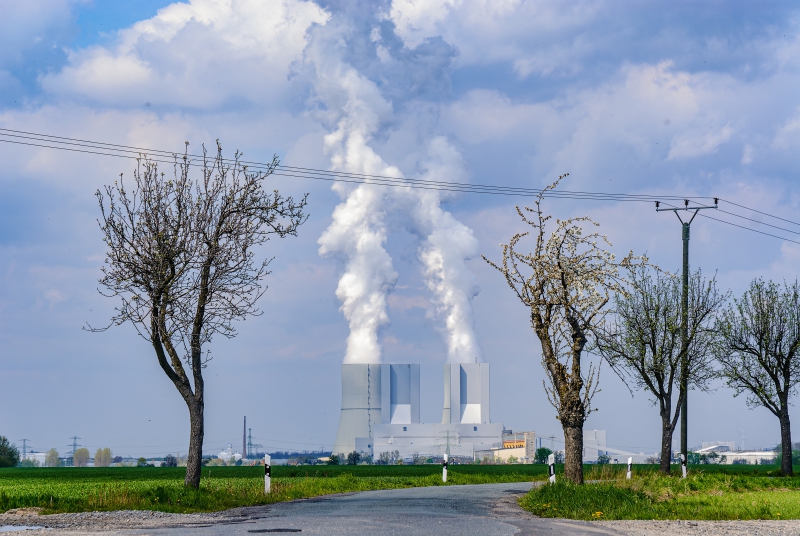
[19, 439, 30, 461]
[656, 198, 718, 464]
[69, 437, 81, 457]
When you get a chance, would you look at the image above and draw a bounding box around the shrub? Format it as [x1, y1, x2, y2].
[534, 447, 552, 464]
[346, 451, 361, 465]
[328, 454, 340, 465]
[0, 436, 20, 468]
[163, 454, 178, 467]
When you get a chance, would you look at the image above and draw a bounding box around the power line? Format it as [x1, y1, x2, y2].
[716, 208, 800, 237]
[657, 201, 800, 246]
[698, 212, 800, 246]
[0, 127, 712, 201]
[2, 128, 799, 245]
[720, 198, 800, 228]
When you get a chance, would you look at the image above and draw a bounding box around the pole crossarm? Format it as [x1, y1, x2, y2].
[656, 199, 719, 219]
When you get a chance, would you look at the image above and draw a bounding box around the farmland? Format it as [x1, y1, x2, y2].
[0, 464, 548, 514]
[4, 463, 800, 520]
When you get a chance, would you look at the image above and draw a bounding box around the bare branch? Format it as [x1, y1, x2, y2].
[92, 142, 308, 487]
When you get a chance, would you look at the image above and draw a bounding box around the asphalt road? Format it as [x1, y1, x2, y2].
[113, 482, 622, 536]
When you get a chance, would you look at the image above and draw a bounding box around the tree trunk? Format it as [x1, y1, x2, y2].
[185, 399, 205, 488]
[563, 425, 583, 484]
[779, 402, 793, 476]
[659, 418, 674, 474]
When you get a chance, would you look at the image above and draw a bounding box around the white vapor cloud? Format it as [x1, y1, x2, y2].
[311, 27, 483, 364]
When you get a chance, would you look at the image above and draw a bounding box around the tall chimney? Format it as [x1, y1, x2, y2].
[243, 416, 247, 459]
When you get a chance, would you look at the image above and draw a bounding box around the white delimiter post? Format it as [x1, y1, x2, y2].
[442, 453, 448, 483]
[680, 453, 687, 479]
[548, 454, 555, 484]
[626, 457, 632, 480]
[264, 454, 271, 494]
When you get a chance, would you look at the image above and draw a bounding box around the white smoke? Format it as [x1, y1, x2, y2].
[406, 138, 482, 363]
[312, 22, 482, 365]
[316, 63, 401, 364]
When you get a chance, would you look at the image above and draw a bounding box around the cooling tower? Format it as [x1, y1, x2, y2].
[333, 363, 421, 456]
[381, 364, 420, 424]
[332, 364, 382, 456]
[442, 363, 490, 424]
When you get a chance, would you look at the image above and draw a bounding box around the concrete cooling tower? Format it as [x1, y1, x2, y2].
[442, 363, 490, 424]
[332, 364, 420, 456]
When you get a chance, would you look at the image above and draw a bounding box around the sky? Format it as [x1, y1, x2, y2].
[1, 0, 800, 460]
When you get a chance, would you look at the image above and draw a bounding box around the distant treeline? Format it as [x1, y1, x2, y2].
[267, 450, 332, 459]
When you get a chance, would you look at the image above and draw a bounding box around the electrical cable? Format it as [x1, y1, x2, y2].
[716, 208, 800, 237]
[720, 198, 800, 228]
[656, 201, 800, 246]
[2, 128, 799, 245]
[696, 212, 800, 246]
[0, 127, 712, 201]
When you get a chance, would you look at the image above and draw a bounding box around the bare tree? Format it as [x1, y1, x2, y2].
[483, 176, 641, 484]
[716, 279, 800, 476]
[594, 266, 725, 473]
[92, 142, 308, 488]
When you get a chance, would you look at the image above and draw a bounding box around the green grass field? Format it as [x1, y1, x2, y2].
[4, 463, 800, 519]
[520, 464, 800, 520]
[0, 464, 547, 514]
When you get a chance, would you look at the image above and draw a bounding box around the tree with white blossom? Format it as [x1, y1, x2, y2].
[483, 175, 643, 484]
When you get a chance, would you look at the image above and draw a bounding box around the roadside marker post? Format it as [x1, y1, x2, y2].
[680, 453, 687, 479]
[626, 457, 632, 480]
[264, 454, 271, 494]
[548, 454, 555, 484]
[442, 453, 448, 483]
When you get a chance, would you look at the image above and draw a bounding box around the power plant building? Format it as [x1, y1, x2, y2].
[332, 362, 503, 459]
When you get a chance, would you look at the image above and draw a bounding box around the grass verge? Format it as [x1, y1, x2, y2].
[0, 465, 545, 514]
[519, 465, 800, 520]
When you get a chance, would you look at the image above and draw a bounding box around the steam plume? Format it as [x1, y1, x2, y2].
[312, 33, 482, 364]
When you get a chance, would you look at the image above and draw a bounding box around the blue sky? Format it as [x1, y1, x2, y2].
[1, 0, 800, 459]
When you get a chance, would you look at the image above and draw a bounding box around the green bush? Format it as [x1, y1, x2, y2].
[0, 437, 20, 468]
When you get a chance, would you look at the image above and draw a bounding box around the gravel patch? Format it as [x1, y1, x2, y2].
[600, 519, 800, 535]
[0, 507, 251, 533]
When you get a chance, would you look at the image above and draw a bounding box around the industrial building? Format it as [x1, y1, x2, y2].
[475, 431, 536, 463]
[696, 441, 776, 465]
[332, 363, 504, 459]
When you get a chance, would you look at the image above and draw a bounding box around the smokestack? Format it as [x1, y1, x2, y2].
[243, 416, 247, 459]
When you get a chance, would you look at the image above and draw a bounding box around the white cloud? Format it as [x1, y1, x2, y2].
[42, 0, 330, 107]
[772, 108, 800, 150]
[668, 122, 734, 160]
[441, 61, 755, 186]
[387, 0, 599, 70]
